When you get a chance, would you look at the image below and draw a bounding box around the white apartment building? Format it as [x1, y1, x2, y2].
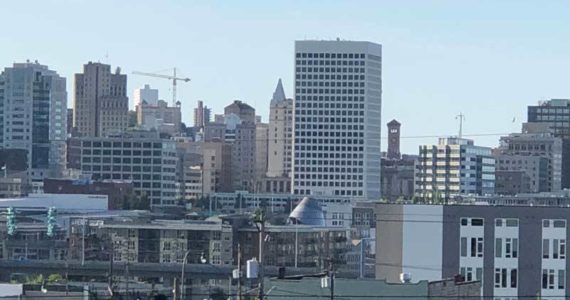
[292, 40, 382, 199]
[416, 137, 495, 202]
[0, 61, 67, 181]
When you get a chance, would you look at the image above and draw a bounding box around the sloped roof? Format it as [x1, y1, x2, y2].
[287, 197, 325, 226]
[270, 78, 287, 106]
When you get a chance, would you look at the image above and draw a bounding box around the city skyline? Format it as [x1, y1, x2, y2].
[1, 1, 569, 154]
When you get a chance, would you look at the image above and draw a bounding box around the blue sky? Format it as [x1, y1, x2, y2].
[1, 0, 569, 153]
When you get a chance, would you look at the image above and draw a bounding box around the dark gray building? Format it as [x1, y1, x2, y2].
[376, 203, 570, 299]
[381, 155, 416, 202]
[496, 132, 562, 192]
[527, 99, 570, 189]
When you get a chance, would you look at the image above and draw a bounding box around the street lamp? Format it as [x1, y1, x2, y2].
[181, 250, 206, 300]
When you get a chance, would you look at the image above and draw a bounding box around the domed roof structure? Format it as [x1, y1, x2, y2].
[287, 197, 325, 226]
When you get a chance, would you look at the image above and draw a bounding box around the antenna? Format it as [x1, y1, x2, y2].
[456, 113, 465, 138]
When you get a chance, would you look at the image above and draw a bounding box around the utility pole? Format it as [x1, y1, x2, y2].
[237, 243, 242, 300]
[328, 258, 335, 300]
[255, 209, 266, 300]
[456, 113, 465, 138]
[125, 261, 129, 300]
[172, 277, 177, 300]
[108, 247, 114, 299]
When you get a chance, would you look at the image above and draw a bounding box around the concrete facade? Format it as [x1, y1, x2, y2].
[136, 99, 182, 135]
[67, 131, 178, 207]
[375, 203, 570, 299]
[255, 121, 269, 180]
[267, 79, 293, 178]
[204, 100, 256, 192]
[73, 62, 128, 137]
[292, 40, 382, 200]
[381, 156, 416, 202]
[494, 154, 548, 194]
[497, 132, 562, 192]
[527, 99, 570, 189]
[416, 137, 495, 202]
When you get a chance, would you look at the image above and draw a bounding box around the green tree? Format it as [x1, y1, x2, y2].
[209, 288, 227, 300]
[121, 193, 149, 210]
[47, 274, 63, 284]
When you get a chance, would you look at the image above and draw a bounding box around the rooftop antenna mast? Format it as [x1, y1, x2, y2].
[456, 113, 465, 138]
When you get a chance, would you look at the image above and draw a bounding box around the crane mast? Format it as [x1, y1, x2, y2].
[132, 68, 190, 106]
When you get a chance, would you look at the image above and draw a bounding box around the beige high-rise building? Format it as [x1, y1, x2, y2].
[136, 99, 182, 135]
[73, 62, 128, 137]
[267, 79, 293, 178]
[175, 138, 232, 202]
[256, 121, 269, 180]
[204, 100, 256, 192]
[193, 100, 211, 129]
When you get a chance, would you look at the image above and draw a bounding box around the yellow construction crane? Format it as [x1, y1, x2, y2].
[132, 68, 190, 107]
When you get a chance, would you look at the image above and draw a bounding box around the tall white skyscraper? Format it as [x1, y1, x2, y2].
[0, 61, 67, 180]
[292, 40, 382, 199]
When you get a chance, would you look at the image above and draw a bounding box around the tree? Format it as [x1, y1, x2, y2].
[121, 193, 150, 210]
[47, 274, 63, 284]
[209, 287, 227, 300]
[128, 110, 137, 128]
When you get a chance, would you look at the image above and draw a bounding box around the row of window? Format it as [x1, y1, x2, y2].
[297, 152, 364, 158]
[297, 95, 365, 102]
[296, 109, 365, 116]
[296, 59, 366, 66]
[296, 52, 366, 59]
[460, 218, 567, 228]
[293, 189, 363, 196]
[296, 88, 366, 94]
[296, 147, 365, 155]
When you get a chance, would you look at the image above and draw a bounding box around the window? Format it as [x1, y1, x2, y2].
[543, 239, 550, 259]
[506, 219, 518, 227]
[461, 237, 467, 257]
[468, 237, 484, 257]
[510, 269, 517, 288]
[554, 220, 566, 228]
[543, 269, 556, 289]
[559, 270, 565, 289]
[495, 238, 502, 258]
[495, 268, 517, 289]
[504, 238, 518, 258]
[472, 218, 484, 226]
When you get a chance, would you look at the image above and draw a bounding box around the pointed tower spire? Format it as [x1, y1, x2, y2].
[271, 78, 286, 105]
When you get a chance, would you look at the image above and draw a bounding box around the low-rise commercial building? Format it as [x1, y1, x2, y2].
[43, 178, 134, 209]
[238, 225, 349, 269]
[67, 131, 178, 207]
[0, 177, 24, 199]
[207, 192, 353, 227]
